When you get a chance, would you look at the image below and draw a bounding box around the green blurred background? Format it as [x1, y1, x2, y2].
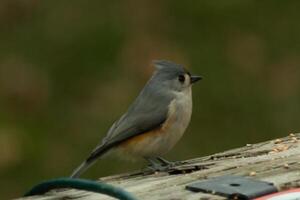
[1, 0, 300, 199]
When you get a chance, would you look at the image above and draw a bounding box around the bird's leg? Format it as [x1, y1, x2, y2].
[144, 157, 159, 166]
[155, 157, 175, 166]
[144, 157, 169, 171]
[156, 157, 185, 167]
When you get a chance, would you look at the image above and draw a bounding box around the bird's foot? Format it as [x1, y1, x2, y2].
[156, 157, 182, 167]
[146, 163, 170, 172]
[145, 157, 182, 172]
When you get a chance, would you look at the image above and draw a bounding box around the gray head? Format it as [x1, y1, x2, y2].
[150, 60, 202, 92]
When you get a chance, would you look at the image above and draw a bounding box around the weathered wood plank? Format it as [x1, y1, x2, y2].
[17, 133, 300, 200]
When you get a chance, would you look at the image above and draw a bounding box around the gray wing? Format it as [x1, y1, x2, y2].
[70, 96, 169, 178]
[86, 83, 173, 162]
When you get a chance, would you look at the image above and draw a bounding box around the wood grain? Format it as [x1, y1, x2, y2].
[17, 133, 300, 200]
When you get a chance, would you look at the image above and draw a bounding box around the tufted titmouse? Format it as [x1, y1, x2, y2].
[70, 60, 202, 178]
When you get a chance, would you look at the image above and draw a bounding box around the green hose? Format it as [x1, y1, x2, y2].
[24, 178, 138, 200]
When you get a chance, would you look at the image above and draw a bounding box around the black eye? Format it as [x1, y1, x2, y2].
[178, 75, 185, 83]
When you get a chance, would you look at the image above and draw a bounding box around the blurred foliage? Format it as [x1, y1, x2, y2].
[0, 0, 300, 199]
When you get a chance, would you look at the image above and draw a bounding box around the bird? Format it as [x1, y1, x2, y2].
[70, 60, 202, 178]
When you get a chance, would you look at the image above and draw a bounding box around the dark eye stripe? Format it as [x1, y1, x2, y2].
[178, 74, 185, 83]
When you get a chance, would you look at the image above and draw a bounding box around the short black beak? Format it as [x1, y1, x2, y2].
[190, 75, 202, 84]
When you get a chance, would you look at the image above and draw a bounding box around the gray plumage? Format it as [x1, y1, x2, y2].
[70, 60, 200, 178]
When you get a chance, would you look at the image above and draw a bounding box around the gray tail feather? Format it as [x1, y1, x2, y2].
[70, 159, 98, 178]
[70, 145, 109, 178]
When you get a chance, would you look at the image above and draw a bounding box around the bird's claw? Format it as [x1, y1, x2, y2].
[146, 157, 182, 172]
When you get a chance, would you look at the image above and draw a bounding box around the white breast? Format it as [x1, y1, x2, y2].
[115, 87, 193, 158]
[159, 87, 193, 154]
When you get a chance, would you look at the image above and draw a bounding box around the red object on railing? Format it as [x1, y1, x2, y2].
[254, 188, 300, 200]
